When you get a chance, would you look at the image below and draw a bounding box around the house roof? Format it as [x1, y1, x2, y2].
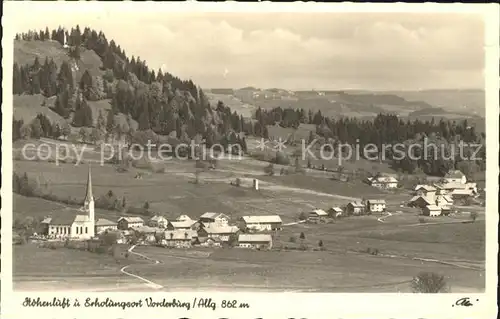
[414, 184, 437, 192]
[135, 226, 160, 233]
[451, 189, 474, 195]
[150, 215, 167, 222]
[50, 214, 78, 225]
[170, 220, 197, 228]
[41, 217, 52, 224]
[201, 226, 239, 234]
[95, 218, 117, 226]
[409, 196, 433, 205]
[118, 216, 144, 223]
[329, 207, 343, 212]
[164, 230, 196, 240]
[200, 212, 229, 220]
[436, 195, 453, 203]
[241, 215, 282, 224]
[348, 202, 365, 208]
[310, 209, 328, 216]
[425, 205, 441, 210]
[371, 176, 398, 183]
[445, 170, 465, 178]
[176, 214, 192, 221]
[238, 234, 272, 242]
[367, 199, 386, 204]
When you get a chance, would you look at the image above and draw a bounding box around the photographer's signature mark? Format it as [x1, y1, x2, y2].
[453, 297, 477, 307]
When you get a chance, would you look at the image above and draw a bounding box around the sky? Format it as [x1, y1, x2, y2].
[11, 9, 485, 91]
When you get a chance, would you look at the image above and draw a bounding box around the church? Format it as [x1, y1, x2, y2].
[47, 166, 95, 240]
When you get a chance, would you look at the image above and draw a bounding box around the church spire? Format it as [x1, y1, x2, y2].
[84, 165, 93, 203]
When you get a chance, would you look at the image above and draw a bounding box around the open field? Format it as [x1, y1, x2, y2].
[12, 136, 486, 292]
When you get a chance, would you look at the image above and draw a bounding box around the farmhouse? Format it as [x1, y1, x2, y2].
[162, 230, 196, 248]
[444, 170, 467, 184]
[168, 219, 199, 230]
[197, 225, 239, 243]
[148, 215, 169, 228]
[408, 195, 434, 209]
[367, 175, 398, 189]
[308, 209, 329, 223]
[435, 194, 454, 207]
[414, 185, 437, 196]
[117, 216, 144, 230]
[199, 212, 230, 227]
[46, 166, 95, 240]
[239, 215, 283, 232]
[238, 234, 273, 250]
[95, 218, 118, 234]
[346, 202, 365, 216]
[422, 205, 442, 217]
[366, 199, 386, 213]
[328, 207, 343, 218]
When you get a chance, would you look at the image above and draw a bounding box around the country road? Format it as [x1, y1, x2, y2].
[120, 245, 163, 290]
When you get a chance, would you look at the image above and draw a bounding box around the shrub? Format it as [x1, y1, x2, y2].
[289, 236, 296, 243]
[411, 272, 448, 293]
[274, 151, 290, 165]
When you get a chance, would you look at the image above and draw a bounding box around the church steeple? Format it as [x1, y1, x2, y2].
[84, 165, 94, 203]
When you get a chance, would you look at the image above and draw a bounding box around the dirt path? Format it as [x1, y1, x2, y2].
[120, 245, 163, 290]
[377, 212, 393, 223]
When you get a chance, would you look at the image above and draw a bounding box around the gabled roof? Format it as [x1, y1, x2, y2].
[95, 218, 117, 226]
[348, 201, 365, 208]
[176, 214, 192, 221]
[201, 226, 239, 234]
[329, 207, 343, 212]
[118, 216, 144, 223]
[170, 220, 197, 228]
[50, 214, 78, 226]
[241, 215, 282, 224]
[200, 212, 229, 220]
[367, 199, 386, 204]
[409, 196, 433, 205]
[310, 209, 328, 216]
[150, 215, 167, 222]
[414, 184, 437, 192]
[135, 225, 161, 233]
[371, 176, 398, 183]
[238, 234, 272, 242]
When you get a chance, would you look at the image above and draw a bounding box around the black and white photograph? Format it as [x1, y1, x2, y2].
[1, 3, 498, 316]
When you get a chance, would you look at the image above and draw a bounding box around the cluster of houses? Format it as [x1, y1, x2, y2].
[407, 170, 478, 217]
[36, 169, 281, 250]
[306, 199, 388, 223]
[365, 173, 399, 189]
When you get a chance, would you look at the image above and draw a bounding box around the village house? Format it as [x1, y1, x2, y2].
[444, 170, 467, 184]
[135, 226, 160, 243]
[239, 215, 283, 232]
[414, 185, 437, 197]
[168, 219, 199, 230]
[199, 212, 230, 227]
[435, 194, 454, 207]
[148, 215, 169, 228]
[46, 166, 95, 240]
[162, 230, 196, 248]
[346, 202, 365, 216]
[95, 218, 118, 234]
[422, 205, 442, 217]
[307, 209, 329, 223]
[366, 199, 386, 213]
[408, 195, 434, 209]
[117, 216, 144, 230]
[328, 207, 343, 218]
[197, 225, 239, 243]
[237, 234, 273, 250]
[367, 175, 398, 189]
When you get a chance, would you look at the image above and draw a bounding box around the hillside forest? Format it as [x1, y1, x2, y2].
[12, 26, 485, 177]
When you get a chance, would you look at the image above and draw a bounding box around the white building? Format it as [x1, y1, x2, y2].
[199, 212, 230, 227]
[117, 216, 144, 230]
[307, 209, 329, 222]
[328, 207, 343, 218]
[366, 199, 386, 213]
[367, 175, 398, 189]
[238, 234, 273, 250]
[148, 215, 169, 228]
[47, 166, 95, 240]
[95, 218, 118, 234]
[239, 215, 283, 232]
[422, 205, 442, 217]
[197, 225, 239, 243]
[444, 170, 467, 184]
